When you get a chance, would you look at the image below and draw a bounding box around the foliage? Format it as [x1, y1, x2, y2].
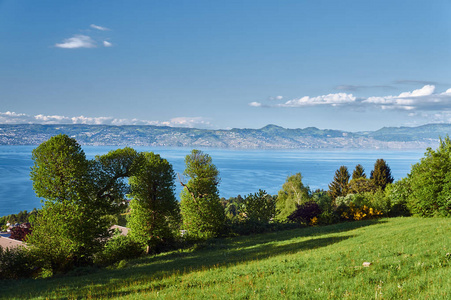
[385, 178, 411, 217]
[180, 150, 225, 239]
[0, 209, 39, 228]
[9, 223, 32, 241]
[28, 135, 141, 274]
[335, 193, 384, 221]
[407, 137, 451, 217]
[0, 246, 36, 279]
[370, 158, 394, 190]
[337, 203, 383, 221]
[311, 190, 339, 225]
[275, 173, 311, 221]
[328, 166, 350, 200]
[128, 152, 180, 254]
[241, 190, 277, 224]
[348, 177, 378, 194]
[93, 235, 143, 266]
[352, 164, 366, 180]
[287, 201, 322, 225]
[221, 195, 245, 221]
[30, 134, 90, 203]
[26, 201, 107, 273]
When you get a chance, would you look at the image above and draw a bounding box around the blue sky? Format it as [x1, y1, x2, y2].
[1, 0, 450, 131]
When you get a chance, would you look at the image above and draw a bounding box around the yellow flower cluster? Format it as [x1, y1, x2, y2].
[341, 204, 383, 221]
[310, 216, 318, 226]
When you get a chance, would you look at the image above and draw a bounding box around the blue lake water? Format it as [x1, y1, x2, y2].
[0, 145, 426, 217]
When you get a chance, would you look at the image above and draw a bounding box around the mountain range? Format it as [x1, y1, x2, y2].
[0, 123, 450, 149]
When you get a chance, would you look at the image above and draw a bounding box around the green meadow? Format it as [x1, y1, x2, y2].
[1, 217, 449, 299]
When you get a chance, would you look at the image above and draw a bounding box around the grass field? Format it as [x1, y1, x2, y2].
[1, 217, 450, 299]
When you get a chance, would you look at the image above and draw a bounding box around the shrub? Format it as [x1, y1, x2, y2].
[287, 201, 322, 225]
[385, 178, 411, 217]
[338, 203, 382, 221]
[94, 235, 143, 266]
[0, 247, 37, 279]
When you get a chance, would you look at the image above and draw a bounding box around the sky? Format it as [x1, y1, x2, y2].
[1, 0, 451, 131]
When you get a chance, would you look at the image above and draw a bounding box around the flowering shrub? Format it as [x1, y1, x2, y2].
[339, 203, 382, 221]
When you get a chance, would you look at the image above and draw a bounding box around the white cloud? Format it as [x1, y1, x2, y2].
[249, 102, 263, 107]
[103, 41, 113, 47]
[364, 85, 451, 111]
[55, 34, 96, 49]
[278, 93, 356, 107]
[0, 112, 214, 129]
[90, 24, 110, 31]
[250, 85, 451, 113]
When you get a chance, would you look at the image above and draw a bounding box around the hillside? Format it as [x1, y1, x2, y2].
[0, 123, 449, 149]
[2, 217, 449, 299]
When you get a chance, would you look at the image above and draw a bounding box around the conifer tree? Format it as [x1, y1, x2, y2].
[352, 164, 366, 180]
[370, 159, 394, 190]
[328, 166, 350, 200]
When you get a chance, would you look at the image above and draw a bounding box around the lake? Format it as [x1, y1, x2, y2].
[0, 145, 426, 217]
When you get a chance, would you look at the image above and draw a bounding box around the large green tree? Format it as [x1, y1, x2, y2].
[128, 152, 179, 253]
[180, 149, 225, 239]
[370, 159, 394, 190]
[242, 190, 277, 224]
[407, 137, 451, 217]
[328, 166, 350, 200]
[275, 173, 310, 221]
[28, 135, 139, 273]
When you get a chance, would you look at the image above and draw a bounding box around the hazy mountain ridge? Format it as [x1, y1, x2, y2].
[0, 123, 449, 149]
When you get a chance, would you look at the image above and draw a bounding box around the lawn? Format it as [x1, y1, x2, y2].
[1, 217, 450, 299]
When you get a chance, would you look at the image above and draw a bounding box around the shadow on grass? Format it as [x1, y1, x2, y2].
[2, 219, 384, 299]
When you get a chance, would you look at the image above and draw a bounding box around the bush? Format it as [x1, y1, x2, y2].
[287, 201, 322, 225]
[385, 179, 412, 217]
[94, 235, 143, 266]
[337, 203, 382, 221]
[0, 247, 37, 279]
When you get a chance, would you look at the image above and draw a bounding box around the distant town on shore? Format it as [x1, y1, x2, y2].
[1, 123, 450, 149]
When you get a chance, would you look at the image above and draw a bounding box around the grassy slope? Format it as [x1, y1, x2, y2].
[2, 217, 450, 299]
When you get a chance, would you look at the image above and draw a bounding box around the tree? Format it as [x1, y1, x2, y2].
[275, 173, 310, 221]
[28, 135, 140, 273]
[180, 150, 225, 239]
[407, 137, 451, 217]
[128, 152, 179, 254]
[348, 178, 378, 194]
[241, 190, 277, 224]
[352, 164, 366, 180]
[30, 134, 89, 203]
[328, 166, 350, 200]
[370, 159, 394, 190]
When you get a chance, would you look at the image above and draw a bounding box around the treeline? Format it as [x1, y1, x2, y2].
[0, 209, 38, 230]
[1, 135, 450, 280]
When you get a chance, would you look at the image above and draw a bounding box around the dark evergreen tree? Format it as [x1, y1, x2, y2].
[352, 164, 366, 180]
[370, 159, 394, 190]
[328, 166, 350, 200]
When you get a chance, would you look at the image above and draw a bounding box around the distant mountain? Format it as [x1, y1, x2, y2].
[0, 123, 448, 149]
